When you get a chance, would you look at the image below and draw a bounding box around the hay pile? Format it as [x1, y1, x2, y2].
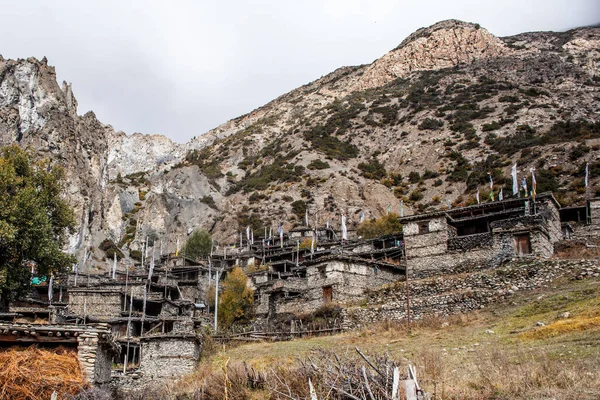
[0, 346, 87, 400]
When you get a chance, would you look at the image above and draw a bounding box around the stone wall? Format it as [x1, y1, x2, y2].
[403, 217, 449, 277]
[76, 324, 116, 385]
[341, 259, 600, 329]
[139, 336, 200, 380]
[447, 232, 493, 251]
[69, 291, 122, 320]
[256, 260, 403, 317]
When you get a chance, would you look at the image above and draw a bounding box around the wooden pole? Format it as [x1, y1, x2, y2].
[123, 264, 130, 312]
[124, 288, 133, 374]
[141, 284, 147, 336]
[405, 258, 411, 335]
[214, 270, 220, 332]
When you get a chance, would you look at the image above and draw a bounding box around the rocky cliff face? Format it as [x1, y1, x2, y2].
[351, 20, 512, 92]
[1, 20, 599, 268]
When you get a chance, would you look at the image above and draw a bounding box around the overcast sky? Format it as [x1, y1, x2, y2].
[1, 1, 598, 143]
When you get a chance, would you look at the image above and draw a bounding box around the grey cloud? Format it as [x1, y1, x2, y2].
[0, 0, 598, 143]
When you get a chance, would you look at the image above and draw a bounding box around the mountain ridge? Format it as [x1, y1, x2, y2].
[1, 20, 599, 268]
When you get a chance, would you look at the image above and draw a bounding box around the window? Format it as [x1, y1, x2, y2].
[514, 234, 531, 256]
[418, 222, 429, 234]
[323, 286, 333, 303]
[318, 265, 327, 278]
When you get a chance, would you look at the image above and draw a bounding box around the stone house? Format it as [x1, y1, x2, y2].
[253, 255, 405, 317]
[57, 254, 207, 384]
[399, 193, 563, 278]
[139, 334, 201, 380]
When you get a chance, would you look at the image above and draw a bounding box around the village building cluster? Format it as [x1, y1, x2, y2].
[1, 193, 599, 387]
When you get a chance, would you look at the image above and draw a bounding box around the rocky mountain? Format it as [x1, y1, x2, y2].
[1, 20, 599, 267]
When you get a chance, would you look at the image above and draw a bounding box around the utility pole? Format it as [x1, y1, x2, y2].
[124, 288, 133, 373]
[123, 264, 130, 312]
[404, 245, 411, 335]
[213, 270, 220, 332]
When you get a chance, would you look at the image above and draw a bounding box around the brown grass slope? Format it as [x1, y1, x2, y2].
[157, 275, 600, 399]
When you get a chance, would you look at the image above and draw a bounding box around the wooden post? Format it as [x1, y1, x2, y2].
[214, 270, 220, 332]
[123, 264, 130, 312]
[404, 241, 411, 334]
[124, 288, 133, 374]
[141, 285, 147, 336]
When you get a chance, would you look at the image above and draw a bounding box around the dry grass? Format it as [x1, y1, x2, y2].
[520, 315, 600, 340]
[554, 239, 600, 259]
[169, 276, 600, 399]
[0, 346, 86, 400]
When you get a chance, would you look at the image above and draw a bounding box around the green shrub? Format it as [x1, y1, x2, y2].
[357, 158, 387, 180]
[569, 144, 591, 161]
[291, 200, 307, 221]
[99, 239, 124, 260]
[466, 155, 506, 190]
[230, 159, 301, 193]
[422, 169, 440, 180]
[408, 171, 421, 184]
[409, 189, 424, 202]
[129, 250, 142, 262]
[307, 159, 330, 170]
[446, 151, 471, 182]
[482, 121, 501, 131]
[486, 120, 600, 156]
[183, 230, 212, 260]
[200, 195, 218, 209]
[418, 118, 444, 130]
[185, 148, 223, 180]
[371, 105, 399, 125]
[304, 127, 359, 160]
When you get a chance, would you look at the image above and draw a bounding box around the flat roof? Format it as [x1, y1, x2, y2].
[398, 192, 559, 223]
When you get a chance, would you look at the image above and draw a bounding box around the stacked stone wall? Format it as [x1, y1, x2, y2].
[447, 232, 493, 251]
[341, 259, 600, 329]
[140, 337, 199, 379]
[69, 292, 122, 319]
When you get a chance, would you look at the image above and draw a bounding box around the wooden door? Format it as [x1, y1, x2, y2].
[515, 234, 531, 256]
[323, 286, 333, 303]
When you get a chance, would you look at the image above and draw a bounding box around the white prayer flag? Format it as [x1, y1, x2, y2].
[112, 251, 117, 279]
[476, 188, 480, 205]
[512, 163, 519, 196]
[48, 274, 54, 303]
[341, 214, 348, 241]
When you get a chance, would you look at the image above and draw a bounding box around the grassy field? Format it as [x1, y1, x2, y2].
[166, 276, 600, 400]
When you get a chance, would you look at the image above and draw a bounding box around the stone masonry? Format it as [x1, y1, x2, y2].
[341, 258, 600, 329]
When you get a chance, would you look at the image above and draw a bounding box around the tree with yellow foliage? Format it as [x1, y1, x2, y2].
[218, 267, 254, 328]
[357, 213, 402, 239]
